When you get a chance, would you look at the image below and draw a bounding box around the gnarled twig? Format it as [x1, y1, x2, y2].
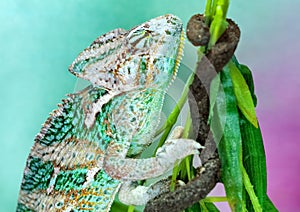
[144, 14, 240, 211]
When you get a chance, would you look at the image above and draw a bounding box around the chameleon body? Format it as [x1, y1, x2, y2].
[17, 14, 200, 211]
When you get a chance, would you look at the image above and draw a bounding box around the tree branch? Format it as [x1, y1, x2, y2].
[144, 14, 240, 211]
[144, 154, 220, 212]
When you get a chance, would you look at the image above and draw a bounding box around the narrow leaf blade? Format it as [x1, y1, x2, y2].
[228, 60, 258, 128]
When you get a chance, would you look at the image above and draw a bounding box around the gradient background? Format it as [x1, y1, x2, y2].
[1, 0, 299, 211]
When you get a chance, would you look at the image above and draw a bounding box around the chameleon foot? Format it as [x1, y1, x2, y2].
[155, 126, 203, 168]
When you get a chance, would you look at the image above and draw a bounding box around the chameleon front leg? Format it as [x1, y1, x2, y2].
[115, 127, 203, 206]
[103, 127, 203, 181]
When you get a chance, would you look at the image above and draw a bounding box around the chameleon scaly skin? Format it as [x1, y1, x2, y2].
[17, 14, 200, 211]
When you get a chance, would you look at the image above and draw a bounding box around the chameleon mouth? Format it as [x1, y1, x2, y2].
[172, 29, 185, 81]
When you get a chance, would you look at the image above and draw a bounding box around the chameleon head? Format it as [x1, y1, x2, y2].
[69, 14, 184, 91]
[126, 14, 184, 89]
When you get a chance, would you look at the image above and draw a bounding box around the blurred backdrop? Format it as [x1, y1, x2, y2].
[0, 0, 299, 211]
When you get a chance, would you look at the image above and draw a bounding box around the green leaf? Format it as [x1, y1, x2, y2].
[228, 60, 258, 128]
[200, 201, 220, 212]
[234, 58, 278, 211]
[207, 0, 230, 48]
[239, 64, 257, 106]
[208, 16, 228, 48]
[211, 66, 244, 211]
[232, 56, 257, 106]
[240, 113, 268, 211]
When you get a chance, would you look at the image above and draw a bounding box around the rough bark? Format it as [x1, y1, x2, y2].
[144, 155, 220, 212]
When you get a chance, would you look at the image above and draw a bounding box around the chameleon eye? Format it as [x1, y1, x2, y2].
[128, 28, 153, 49]
[129, 29, 145, 40]
[133, 29, 146, 35]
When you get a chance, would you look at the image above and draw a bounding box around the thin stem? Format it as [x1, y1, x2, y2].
[183, 111, 193, 180]
[208, 0, 230, 48]
[153, 70, 196, 155]
[200, 200, 210, 212]
[182, 111, 192, 139]
[170, 161, 180, 191]
[127, 205, 135, 212]
[168, 103, 194, 188]
[154, 122, 167, 137]
[202, 196, 228, 202]
[204, 0, 213, 23]
[211, 0, 218, 17]
[185, 157, 191, 181]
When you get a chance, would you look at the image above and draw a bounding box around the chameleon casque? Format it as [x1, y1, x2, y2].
[17, 14, 201, 211]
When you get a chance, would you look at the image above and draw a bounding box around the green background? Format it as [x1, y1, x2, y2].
[1, 1, 299, 211]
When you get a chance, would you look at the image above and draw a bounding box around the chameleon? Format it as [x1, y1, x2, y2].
[17, 14, 202, 211]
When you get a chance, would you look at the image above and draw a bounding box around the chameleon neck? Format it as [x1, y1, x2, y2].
[109, 87, 166, 157]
